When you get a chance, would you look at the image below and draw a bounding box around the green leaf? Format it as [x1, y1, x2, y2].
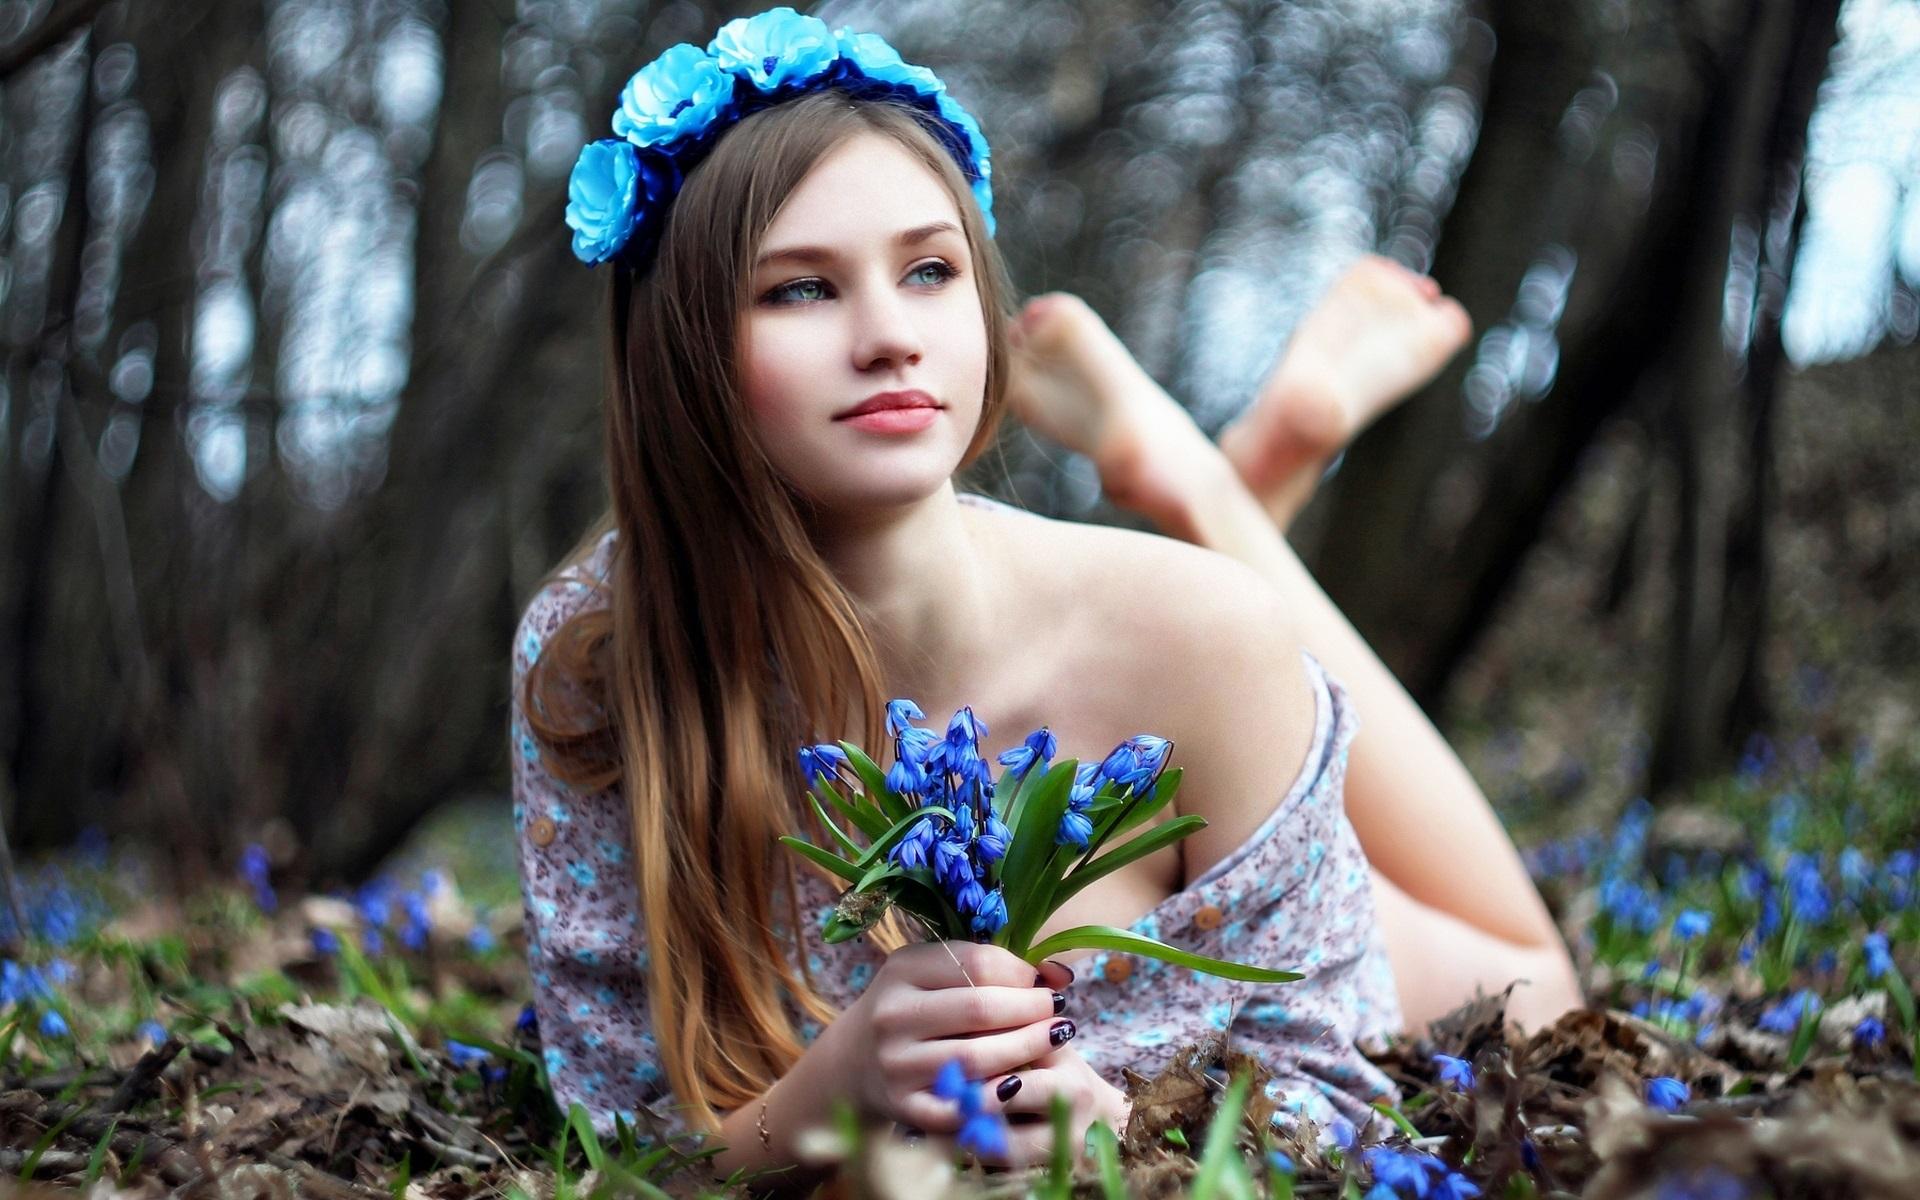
[1088, 1121, 1127, 1200]
[810, 792, 868, 859]
[1887, 968, 1917, 1033]
[1002, 756, 1069, 845]
[837, 742, 910, 827]
[1024, 925, 1303, 984]
[1093, 768, 1184, 851]
[1054, 815, 1208, 906]
[1191, 1069, 1251, 1200]
[777, 835, 861, 883]
[1786, 1002, 1821, 1071]
[999, 761, 1078, 952]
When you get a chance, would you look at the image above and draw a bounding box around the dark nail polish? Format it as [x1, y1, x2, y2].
[1033, 973, 1045, 986]
[903, 1125, 925, 1140]
[996, 1074, 1022, 1102]
[1046, 958, 1076, 984]
[1050, 1019, 1076, 1046]
[1052, 991, 1067, 1014]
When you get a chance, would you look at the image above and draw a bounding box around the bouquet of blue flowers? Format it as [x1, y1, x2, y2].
[782, 700, 1300, 983]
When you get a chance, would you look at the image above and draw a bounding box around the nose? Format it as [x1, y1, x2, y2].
[850, 276, 924, 373]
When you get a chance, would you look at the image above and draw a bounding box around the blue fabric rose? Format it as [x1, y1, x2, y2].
[612, 42, 735, 149]
[832, 28, 944, 95]
[707, 6, 839, 94]
[566, 140, 678, 266]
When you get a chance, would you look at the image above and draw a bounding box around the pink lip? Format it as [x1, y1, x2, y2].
[836, 390, 941, 420]
[840, 407, 941, 434]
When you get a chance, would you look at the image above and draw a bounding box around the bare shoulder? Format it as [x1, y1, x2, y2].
[978, 507, 1318, 875]
[977, 503, 1294, 659]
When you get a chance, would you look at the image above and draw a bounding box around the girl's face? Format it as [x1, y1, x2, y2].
[740, 131, 989, 512]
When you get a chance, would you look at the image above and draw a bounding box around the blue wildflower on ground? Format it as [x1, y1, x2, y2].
[1673, 909, 1711, 941]
[310, 927, 340, 957]
[136, 1020, 168, 1046]
[239, 844, 276, 913]
[1757, 990, 1822, 1034]
[38, 1010, 69, 1038]
[1863, 930, 1893, 978]
[1853, 1015, 1886, 1049]
[1645, 1076, 1690, 1111]
[445, 1040, 491, 1069]
[932, 1058, 1009, 1160]
[1433, 1053, 1475, 1091]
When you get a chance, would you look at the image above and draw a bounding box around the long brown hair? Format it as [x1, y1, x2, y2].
[520, 89, 1017, 1131]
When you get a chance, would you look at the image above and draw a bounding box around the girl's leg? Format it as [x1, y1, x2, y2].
[1004, 285, 1583, 1035]
[1215, 255, 1473, 529]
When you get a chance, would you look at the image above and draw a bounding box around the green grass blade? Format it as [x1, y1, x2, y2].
[568, 1102, 608, 1175]
[1047, 1093, 1074, 1194]
[1190, 1069, 1252, 1200]
[85, 1117, 118, 1185]
[1024, 926, 1302, 984]
[1088, 1121, 1127, 1199]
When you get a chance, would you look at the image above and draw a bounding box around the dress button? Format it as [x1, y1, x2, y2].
[1193, 904, 1224, 931]
[530, 817, 558, 847]
[1102, 956, 1133, 984]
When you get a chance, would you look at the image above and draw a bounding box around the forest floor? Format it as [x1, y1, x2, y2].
[0, 347, 1915, 1197]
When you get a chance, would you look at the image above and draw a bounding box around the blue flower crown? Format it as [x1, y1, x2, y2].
[565, 7, 994, 270]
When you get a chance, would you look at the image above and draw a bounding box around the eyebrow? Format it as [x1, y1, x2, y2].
[754, 221, 963, 270]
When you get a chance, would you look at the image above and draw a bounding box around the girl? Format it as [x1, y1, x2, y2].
[514, 9, 1579, 1182]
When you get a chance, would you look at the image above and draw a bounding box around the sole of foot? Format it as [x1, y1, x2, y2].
[1218, 255, 1474, 501]
[1005, 293, 1230, 539]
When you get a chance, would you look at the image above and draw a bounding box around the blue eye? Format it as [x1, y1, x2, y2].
[767, 278, 829, 304]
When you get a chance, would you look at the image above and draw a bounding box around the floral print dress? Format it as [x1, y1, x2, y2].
[510, 492, 1405, 1139]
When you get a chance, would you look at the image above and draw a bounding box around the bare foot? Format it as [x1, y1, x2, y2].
[1004, 294, 1231, 540]
[1218, 255, 1473, 526]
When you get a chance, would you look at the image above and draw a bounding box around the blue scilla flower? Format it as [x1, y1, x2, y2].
[1096, 742, 1139, 788]
[1434, 1174, 1482, 1200]
[885, 755, 925, 798]
[1433, 1052, 1475, 1091]
[38, 1010, 69, 1038]
[707, 7, 839, 95]
[1365, 1147, 1446, 1192]
[468, 924, 496, 954]
[933, 1058, 975, 1111]
[885, 698, 925, 737]
[1864, 931, 1893, 978]
[973, 813, 1010, 863]
[996, 727, 1058, 780]
[1057, 808, 1093, 848]
[446, 1040, 492, 1070]
[1757, 990, 1821, 1034]
[1839, 847, 1872, 900]
[1854, 1015, 1886, 1049]
[137, 1019, 168, 1046]
[971, 887, 1007, 936]
[934, 835, 974, 892]
[613, 43, 734, 148]
[897, 725, 940, 765]
[310, 927, 340, 957]
[1267, 1150, 1295, 1175]
[1, 960, 52, 1007]
[516, 1003, 539, 1035]
[1645, 1076, 1690, 1112]
[796, 742, 850, 788]
[890, 817, 938, 872]
[1655, 1165, 1750, 1200]
[1782, 853, 1831, 923]
[957, 1106, 1008, 1159]
[1673, 910, 1711, 942]
[953, 875, 986, 917]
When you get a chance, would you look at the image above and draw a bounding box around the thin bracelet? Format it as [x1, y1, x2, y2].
[757, 1078, 776, 1153]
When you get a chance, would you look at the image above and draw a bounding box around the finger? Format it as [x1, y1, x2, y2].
[906, 983, 1063, 1038]
[921, 1016, 1076, 1081]
[1034, 957, 1077, 992]
[895, 941, 1047, 990]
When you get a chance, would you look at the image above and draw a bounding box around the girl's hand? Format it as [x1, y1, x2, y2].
[814, 941, 1076, 1134]
[969, 1042, 1131, 1169]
